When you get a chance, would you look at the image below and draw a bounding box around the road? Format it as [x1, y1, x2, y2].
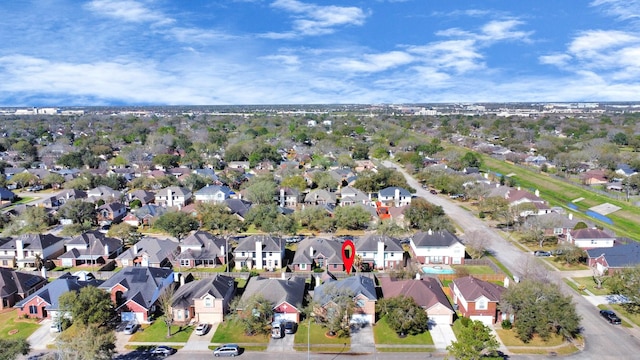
[383, 160, 640, 359]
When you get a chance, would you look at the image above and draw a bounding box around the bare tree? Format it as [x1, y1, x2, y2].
[158, 283, 177, 338]
[463, 230, 490, 259]
[591, 264, 607, 289]
[517, 255, 551, 283]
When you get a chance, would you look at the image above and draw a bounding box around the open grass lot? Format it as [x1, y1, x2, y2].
[293, 321, 351, 352]
[481, 156, 640, 241]
[373, 316, 433, 345]
[496, 329, 580, 355]
[453, 265, 495, 274]
[212, 319, 269, 345]
[0, 310, 41, 340]
[570, 276, 610, 295]
[130, 321, 193, 343]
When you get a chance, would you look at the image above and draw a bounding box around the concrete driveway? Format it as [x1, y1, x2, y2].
[27, 319, 57, 351]
[428, 321, 456, 351]
[349, 323, 375, 354]
[267, 331, 295, 352]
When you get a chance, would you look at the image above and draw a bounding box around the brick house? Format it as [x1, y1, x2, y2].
[171, 274, 235, 324]
[450, 276, 505, 325]
[313, 275, 377, 325]
[409, 229, 465, 265]
[0, 267, 47, 310]
[239, 276, 306, 323]
[291, 237, 344, 272]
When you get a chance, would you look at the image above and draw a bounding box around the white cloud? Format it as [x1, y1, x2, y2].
[438, 19, 533, 44]
[539, 54, 572, 67]
[408, 39, 484, 73]
[568, 30, 638, 55]
[269, 0, 368, 36]
[261, 54, 301, 66]
[329, 51, 414, 73]
[85, 0, 174, 26]
[591, 0, 640, 21]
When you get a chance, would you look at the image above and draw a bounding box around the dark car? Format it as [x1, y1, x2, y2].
[150, 345, 177, 357]
[284, 321, 298, 334]
[430, 189, 438, 195]
[600, 309, 622, 325]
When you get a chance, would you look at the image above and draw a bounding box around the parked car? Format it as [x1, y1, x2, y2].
[123, 322, 139, 335]
[430, 189, 438, 195]
[600, 309, 622, 325]
[194, 323, 210, 336]
[284, 321, 297, 334]
[271, 322, 284, 338]
[150, 345, 177, 357]
[213, 344, 240, 357]
[533, 250, 552, 257]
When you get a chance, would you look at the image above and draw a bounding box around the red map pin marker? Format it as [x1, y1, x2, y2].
[342, 239, 355, 274]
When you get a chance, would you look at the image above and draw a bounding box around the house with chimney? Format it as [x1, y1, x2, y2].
[0, 267, 47, 310]
[97, 202, 127, 224]
[504, 188, 550, 217]
[115, 236, 179, 268]
[354, 234, 404, 270]
[239, 276, 306, 323]
[57, 231, 123, 268]
[450, 276, 505, 326]
[87, 186, 122, 203]
[409, 229, 465, 265]
[291, 237, 344, 272]
[233, 234, 284, 271]
[378, 186, 412, 207]
[339, 186, 370, 207]
[278, 187, 303, 208]
[194, 185, 233, 204]
[0, 233, 65, 269]
[155, 186, 192, 208]
[171, 274, 235, 324]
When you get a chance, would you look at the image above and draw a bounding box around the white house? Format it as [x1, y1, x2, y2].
[194, 185, 233, 204]
[155, 186, 192, 208]
[354, 234, 404, 270]
[378, 186, 412, 207]
[409, 229, 465, 265]
[233, 234, 284, 271]
[566, 228, 615, 248]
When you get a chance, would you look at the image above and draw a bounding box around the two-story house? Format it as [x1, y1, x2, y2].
[450, 276, 505, 326]
[409, 229, 465, 265]
[0, 233, 65, 269]
[87, 186, 122, 203]
[115, 236, 179, 268]
[155, 186, 192, 208]
[233, 234, 284, 271]
[97, 202, 127, 224]
[278, 187, 303, 208]
[194, 185, 233, 204]
[291, 237, 344, 272]
[354, 234, 404, 270]
[339, 186, 370, 207]
[171, 274, 235, 324]
[58, 231, 123, 268]
[566, 228, 616, 248]
[378, 187, 412, 207]
[175, 231, 226, 268]
[0, 267, 47, 310]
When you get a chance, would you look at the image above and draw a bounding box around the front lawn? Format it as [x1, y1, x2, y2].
[570, 276, 610, 296]
[293, 321, 351, 352]
[212, 319, 269, 345]
[495, 329, 565, 347]
[373, 316, 433, 345]
[130, 321, 193, 343]
[0, 310, 41, 340]
[607, 304, 640, 327]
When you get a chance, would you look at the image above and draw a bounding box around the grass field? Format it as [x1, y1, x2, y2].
[570, 276, 610, 295]
[495, 329, 565, 347]
[0, 310, 41, 340]
[372, 316, 433, 345]
[130, 321, 194, 343]
[453, 265, 495, 274]
[211, 319, 269, 345]
[481, 156, 640, 241]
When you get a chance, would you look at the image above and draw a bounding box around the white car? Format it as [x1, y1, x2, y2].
[123, 322, 139, 335]
[194, 323, 210, 336]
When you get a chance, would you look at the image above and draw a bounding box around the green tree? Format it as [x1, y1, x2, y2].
[8, 172, 38, 189]
[197, 203, 246, 235]
[316, 285, 354, 337]
[377, 296, 429, 336]
[43, 172, 66, 189]
[446, 318, 500, 360]
[404, 198, 451, 231]
[352, 143, 369, 160]
[7, 206, 52, 235]
[554, 244, 586, 265]
[58, 152, 85, 168]
[312, 171, 338, 190]
[244, 178, 277, 205]
[281, 175, 307, 192]
[296, 206, 331, 232]
[0, 339, 30, 360]
[158, 283, 176, 338]
[334, 205, 372, 230]
[607, 265, 640, 313]
[501, 279, 581, 342]
[107, 223, 140, 246]
[375, 220, 408, 238]
[152, 154, 180, 168]
[244, 204, 279, 232]
[235, 294, 274, 336]
[56, 323, 115, 360]
[154, 211, 199, 241]
[59, 199, 97, 226]
[58, 286, 115, 327]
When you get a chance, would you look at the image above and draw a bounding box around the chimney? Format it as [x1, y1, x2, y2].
[255, 239, 263, 270]
[41, 266, 47, 279]
[394, 188, 400, 206]
[280, 188, 285, 208]
[104, 244, 109, 255]
[281, 271, 286, 280]
[535, 189, 540, 197]
[428, 229, 433, 236]
[309, 246, 314, 257]
[133, 243, 138, 254]
[568, 213, 573, 220]
[16, 238, 24, 260]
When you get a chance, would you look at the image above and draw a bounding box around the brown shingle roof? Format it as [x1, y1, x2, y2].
[452, 276, 504, 302]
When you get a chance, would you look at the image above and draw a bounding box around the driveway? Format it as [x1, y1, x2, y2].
[428, 321, 456, 351]
[27, 319, 56, 351]
[181, 322, 218, 352]
[349, 323, 375, 354]
[266, 331, 295, 352]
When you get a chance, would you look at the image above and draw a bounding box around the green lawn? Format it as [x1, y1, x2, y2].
[293, 321, 351, 352]
[481, 156, 640, 241]
[570, 276, 610, 295]
[453, 265, 495, 275]
[495, 329, 564, 347]
[211, 319, 269, 345]
[373, 316, 433, 345]
[606, 304, 640, 327]
[0, 310, 41, 340]
[130, 321, 193, 343]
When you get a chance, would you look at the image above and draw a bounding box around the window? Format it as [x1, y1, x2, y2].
[356, 299, 365, 308]
[268, 252, 273, 257]
[29, 305, 38, 314]
[317, 258, 324, 268]
[554, 228, 563, 235]
[476, 299, 487, 310]
[1, 260, 7, 266]
[205, 298, 213, 308]
[180, 259, 190, 267]
[300, 263, 307, 270]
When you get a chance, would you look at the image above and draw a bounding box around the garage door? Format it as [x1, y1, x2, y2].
[428, 314, 452, 325]
[198, 313, 223, 324]
[470, 315, 493, 327]
[273, 312, 297, 323]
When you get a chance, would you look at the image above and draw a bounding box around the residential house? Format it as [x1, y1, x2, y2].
[97, 202, 127, 224]
[192, 168, 219, 183]
[0, 187, 16, 204]
[615, 164, 637, 178]
[581, 170, 608, 185]
[339, 186, 369, 207]
[155, 186, 192, 208]
[171, 274, 235, 324]
[313, 275, 377, 325]
[504, 188, 550, 216]
[194, 185, 233, 204]
[223, 199, 253, 221]
[329, 168, 355, 187]
[587, 242, 640, 275]
[58, 231, 123, 268]
[566, 228, 616, 248]
[379, 276, 455, 325]
[123, 204, 167, 227]
[0, 268, 47, 310]
[115, 237, 179, 268]
[233, 234, 284, 271]
[127, 189, 155, 206]
[354, 160, 376, 173]
[15, 273, 102, 320]
[304, 189, 337, 207]
[378, 187, 412, 207]
[99, 266, 174, 323]
[278, 187, 303, 208]
[354, 234, 404, 270]
[240, 276, 306, 323]
[0, 233, 65, 269]
[523, 212, 579, 238]
[450, 276, 505, 325]
[175, 231, 226, 268]
[291, 237, 344, 272]
[409, 229, 465, 265]
[87, 186, 122, 203]
[228, 161, 250, 170]
[42, 189, 87, 208]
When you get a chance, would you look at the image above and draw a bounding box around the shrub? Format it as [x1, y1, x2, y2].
[501, 319, 512, 329]
[459, 316, 471, 327]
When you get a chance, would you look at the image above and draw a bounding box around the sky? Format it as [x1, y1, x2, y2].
[1, 0, 640, 106]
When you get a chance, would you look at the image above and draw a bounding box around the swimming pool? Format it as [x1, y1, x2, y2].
[422, 266, 456, 275]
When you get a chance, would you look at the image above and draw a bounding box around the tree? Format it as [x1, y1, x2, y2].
[377, 296, 429, 336]
[316, 285, 354, 337]
[281, 175, 307, 193]
[446, 318, 500, 360]
[607, 265, 640, 313]
[352, 143, 369, 160]
[244, 204, 279, 232]
[43, 172, 66, 189]
[463, 230, 489, 259]
[479, 197, 509, 221]
[59, 199, 97, 226]
[58, 286, 115, 327]
[375, 220, 408, 238]
[235, 294, 274, 336]
[158, 283, 176, 338]
[107, 222, 140, 246]
[197, 202, 246, 235]
[154, 211, 198, 241]
[404, 198, 451, 231]
[0, 339, 30, 360]
[7, 206, 52, 235]
[152, 154, 180, 168]
[334, 205, 372, 230]
[501, 279, 581, 342]
[244, 178, 277, 205]
[56, 323, 116, 360]
[554, 244, 586, 265]
[296, 206, 333, 232]
[312, 171, 338, 190]
[8, 172, 38, 189]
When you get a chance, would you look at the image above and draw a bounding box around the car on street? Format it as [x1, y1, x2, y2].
[150, 345, 177, 357]
[194, 323, 210, 336]
[123, 322, 139, 335]
[284, 321, 297, 334]
[213, 344, 240, 357]
[430, 189, 438, 195]
[600, 309, 622, 325]
[533, 250, 552, 257]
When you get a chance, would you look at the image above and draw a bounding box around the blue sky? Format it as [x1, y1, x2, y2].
[1, 0, 640, 105]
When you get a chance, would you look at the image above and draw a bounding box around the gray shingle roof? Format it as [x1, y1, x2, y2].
[378, 186, 411, 197]
[241, 276, 305, 310]
[587, 242, 640, 268]
[411, 230, 462, 247]
[0, 268, 46, 298]
[99, 266, 173, 309]
[116, 237, 178, 264]
[292, 237, 343, 266]
[313, 275, 377, 306]
[15, 273, 102, 311]
[60, 231, 122, 260]
[171, 274, 234, 309]
[355, 234, 403, 252]
[234, 234, 283, 253]
[0, 233, 64, 251]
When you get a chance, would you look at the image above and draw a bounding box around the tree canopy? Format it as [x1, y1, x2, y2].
[377, 296, 429, 336]
[446, 318, 500, 360]
[154, 211, 199, 241]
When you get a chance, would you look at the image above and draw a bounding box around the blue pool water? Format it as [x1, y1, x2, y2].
[422, 266, 456, 275]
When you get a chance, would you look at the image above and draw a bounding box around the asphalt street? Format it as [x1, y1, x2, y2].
[383, 160, 640, 360]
